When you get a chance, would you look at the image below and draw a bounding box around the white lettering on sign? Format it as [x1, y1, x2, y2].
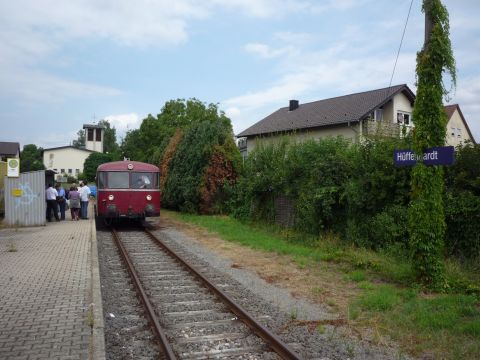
[423, 150, 438, 161]
[396, 149, 439, 162]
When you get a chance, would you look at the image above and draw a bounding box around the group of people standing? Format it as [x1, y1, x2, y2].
[45, 181, 92, 222]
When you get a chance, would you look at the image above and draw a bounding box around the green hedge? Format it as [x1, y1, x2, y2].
[232, 137, 479, 258]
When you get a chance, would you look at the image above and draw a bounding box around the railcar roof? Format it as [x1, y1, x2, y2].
[97, 161, 159, 172]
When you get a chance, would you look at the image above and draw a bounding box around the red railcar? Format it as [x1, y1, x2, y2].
[96, 161, 160, 223]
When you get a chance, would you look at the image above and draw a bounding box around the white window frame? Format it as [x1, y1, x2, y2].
[397, 111, 412, 126]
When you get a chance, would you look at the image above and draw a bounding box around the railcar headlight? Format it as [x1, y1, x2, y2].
[146, 195, 152, 201]
[108, 194, 114, 201]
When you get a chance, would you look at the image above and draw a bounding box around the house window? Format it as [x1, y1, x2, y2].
[68, 169, 72, 174]
[95, 128, 102, 141]
[49, 153, 54, 159]
[87, 128, 94, 141]
[451, 127, 456, 136]
[457, 128, 462, 138]
[75, 169, 80, 174]
[53, 168, 58, 172]
[240, 149, 247, 161]
[61, 169, 65, 173]
[397, 111, 412, 126]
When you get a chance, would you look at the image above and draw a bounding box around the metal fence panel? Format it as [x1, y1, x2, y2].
[4, 170, 46, 226]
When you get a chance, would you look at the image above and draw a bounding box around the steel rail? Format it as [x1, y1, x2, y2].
[111, 228, 177, 360]
[144, 228, 303, 360]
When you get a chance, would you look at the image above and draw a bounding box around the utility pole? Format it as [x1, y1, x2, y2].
[408, 0, 456, 288]
[424, 1, 433, 46]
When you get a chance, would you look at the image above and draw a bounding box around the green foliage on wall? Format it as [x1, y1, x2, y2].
[232, 136, 478, 262]
[232, 136, 412, 241]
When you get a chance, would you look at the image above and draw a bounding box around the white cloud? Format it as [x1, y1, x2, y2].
[209, 0, 311, 18]
[0, 68, 122, 104]
[225, 107, 241, 119]
[104, 113, 142, 140]
[244, 43, 295, 59]
[0, 0, 208, 48]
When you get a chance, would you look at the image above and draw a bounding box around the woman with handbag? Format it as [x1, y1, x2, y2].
[68, 185, 81, 221]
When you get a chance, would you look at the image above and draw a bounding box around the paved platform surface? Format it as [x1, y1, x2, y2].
[0, 204, 105, 360]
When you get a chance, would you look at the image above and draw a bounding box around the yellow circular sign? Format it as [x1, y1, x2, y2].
[8, 159, 19, 168]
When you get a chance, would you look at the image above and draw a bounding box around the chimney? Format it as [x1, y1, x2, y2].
[289, 100, 299, 111]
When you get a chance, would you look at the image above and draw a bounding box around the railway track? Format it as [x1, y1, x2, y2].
[110, 226, 304, 360]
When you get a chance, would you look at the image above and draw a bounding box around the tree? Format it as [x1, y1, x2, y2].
[83, 152, 114, 181]
[20, 144, 45, 172]
[408, 0, 456, 288]
[120, 98, 230, 164]
[72, 129, 85, 148]
[97, 119, 120, 157]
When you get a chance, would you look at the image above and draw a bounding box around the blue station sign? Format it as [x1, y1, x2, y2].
[394, 146, 455, 167]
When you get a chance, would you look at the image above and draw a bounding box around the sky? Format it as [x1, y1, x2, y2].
[1, 0, 479, 149]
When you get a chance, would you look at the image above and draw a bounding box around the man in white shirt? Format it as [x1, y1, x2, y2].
[79, 181, 92, 219]
[45, 183, 60, 222]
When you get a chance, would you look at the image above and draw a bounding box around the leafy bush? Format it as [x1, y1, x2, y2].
[162, 118, 240, 213]
[369, 204, 409, 248]
[83, 152, 114, 181]
[445, 142, 480, 196]
[445, 191, 480, 259]
[233, 136, 412, 249]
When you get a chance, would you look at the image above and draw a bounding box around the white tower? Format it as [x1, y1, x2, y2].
[83, 124, 104, 152]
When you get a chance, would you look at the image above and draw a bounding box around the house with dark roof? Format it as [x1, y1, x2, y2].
[444, 104, 476, 147]
[236, 84, 474, 157]
[0, 142, 20, 161]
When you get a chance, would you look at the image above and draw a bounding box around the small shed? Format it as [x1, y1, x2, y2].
[4, 170, 46, 226]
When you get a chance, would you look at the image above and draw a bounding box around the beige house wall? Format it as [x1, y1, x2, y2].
[246, 124, 360, 154]
[446, 109, 474, 147]
[43, 148, 92, 176]
[393, 93, 414, 123]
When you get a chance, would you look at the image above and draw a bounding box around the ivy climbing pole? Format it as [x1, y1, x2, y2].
[408, 0, 456, 288]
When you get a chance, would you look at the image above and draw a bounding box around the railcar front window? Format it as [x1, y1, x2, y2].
[108, 172, 130, 189]
[131, 172, 158, 189]
[97, 172, 107, 189]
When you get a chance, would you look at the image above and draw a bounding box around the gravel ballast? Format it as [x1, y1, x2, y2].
[97, 221, 412, 359]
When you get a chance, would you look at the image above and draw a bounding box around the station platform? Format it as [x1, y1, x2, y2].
[0, 202, 105, 360]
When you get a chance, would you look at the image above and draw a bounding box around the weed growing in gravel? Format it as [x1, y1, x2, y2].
[7, 243, 17, 252]
[346, 344, 355, 358]
[289, 308, 298, 320]
[86, 305, 95, 328]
